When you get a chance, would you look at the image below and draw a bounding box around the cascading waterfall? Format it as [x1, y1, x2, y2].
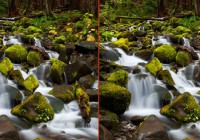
[183, 37, 192, 48]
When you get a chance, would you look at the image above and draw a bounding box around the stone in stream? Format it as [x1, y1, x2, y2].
[100, 48, 121, 61]
[132, 115, 169, 140]
[23, 75, 39, 92]
[9, 70, 24, 85]
[75, 41, 98, 54]
[79, 74, 96, 89]
[58, 44, 74, 64]
[86, 89, 98, 102]
[27, 45, 50, 60]
[145, 57, 162, 76]
[0, 57, 14, 77]
[176, 51, 191, 67]
[11, 92, 54, 123]
[158, 70, 175, 86]
[0, 115, 21, 140]
[100, 125, 115, 140]
[27, 51, 44, 67]
[135, 49, 153, 61]
[100, 82, 131, 115]
[160, 92, 200, 123]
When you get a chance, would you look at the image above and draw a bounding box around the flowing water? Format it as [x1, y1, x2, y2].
[0, 37, 98, 140]
[104, 36, 200, 140]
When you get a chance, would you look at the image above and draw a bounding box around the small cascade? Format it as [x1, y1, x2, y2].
[111, 37, 117, 42]
[152, 35, 171, 46]
[3, 36, 22, 46]
[34, 37, 43, 49]
[183, 37, 192, 48]
[178, 64, 199, 80]
[138, 26, 145, 31]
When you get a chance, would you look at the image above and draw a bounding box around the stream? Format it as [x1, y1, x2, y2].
[0, 36, 98, 140]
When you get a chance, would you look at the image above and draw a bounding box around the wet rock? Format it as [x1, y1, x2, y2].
[145, 57, 162, 76]
[160, 92, 200, 123]
[0, 115, 21, 140]
[0, 57, 14, 77]
[112, 38, 129, 52]
[100, 82, 131, 115]
[52, 36, 66, 44]
[45, 96, 65, 113]
[86, 89, 98, 102]
[100, 125, 115, 140]
[100, 49, 121, 61]
[5, 44, 28, 63]
[131, 116, 146, 125]
[132, 66, 141, 74]
[23, 75, 39, 92]
[100, 60, 123, 73]
[158, 70, 175, 86]
[75, 41, 98, 54]
[135, 49, 153, 61]
[48, 84, 75, 103]
[27, 45, 49, 60]
[135, 30, 147, 37]
[9, 70, 24, 85]
[90, 102, 98, 118]
[176, 51, 192, 67]
[133, 115, 169, 140]
[27, 51, 43, 67]
[177, 45, 198, 60]
[11, 92, 54, 123]
[58, 44, 74, 64]
[79, 75, 96, 89]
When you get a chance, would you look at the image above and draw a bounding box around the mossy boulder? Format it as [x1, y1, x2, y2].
[176, 51, 191, 67]
[135, 49, 153, 61]
[0, 57, 14, 77]
[26, 26, 42, 34]
[145, 57, 162, 76]
[154, 45, 177, 63]
[112, 38, 129, 52]
[75, 86, 91, 123]
[100, 82, 131, 115]
[23, 75, 39, 92]
[100, 109, 119, 130]
[9, 70, 24, 85]
[175, 26, 191, 34]
[27, 51, 43, 67]
[160, 92, 200, 123]
[53, 44, 66, 53]
[49, 58, 67, 84]
[52, 36, 66, 44]
[11, 92, 54, 123]
[79, 75, 96, 89]
[158, 70, 175, 86]
[49, 84, 75, 102]
[5, 44, 28, 63]
[107, 70, 128, 87]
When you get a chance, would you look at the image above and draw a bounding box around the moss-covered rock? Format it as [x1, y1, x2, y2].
[5, 44, 28, 63]
[49, 58, 67, 84]
[160, 92, 200, 123]
[0, 57, 14, 77]
[154, 45, 177, 63]
[145, 57, 162, 76]
[107, 70, 128, 87]
[49, 84, 74, 102]
[52, 36, 66, 44]
[175, 26, 191, 34]
[158, 70, 175, 86]
[23, 75, 39, 92]
[135, 49, 153, 61]
[75, 86, 91, 123]
[26, 26, 42, 34]
[100, 109, 119, 130]
[176, 51, 191, 67]
[11, 92, 54, 123]
[27, 51, 43, 67]
[9, 70, 24, 85]
[100, 82, 131, 115]
[112, 38, 129, 52]
[53, 44, 66, 53]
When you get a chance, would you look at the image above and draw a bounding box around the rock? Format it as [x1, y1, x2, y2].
[100, 49, 121, 61]
[0, 57, 14, 77]
[158, 70, 175, 86]
[48, 84, 75, 102]
[11, 92, 54, 123]
[45, 96, 64, 113]
[65, 61, 93, 84]
[175, 26, 191, 34]
[100, 60, 123, 73]
[86, 89, 98, 102]
[27, 45, 49, 60]
[100, 109, 119, 130]
[58, 44, 74, 64]
[75, 85, 91, 123]
[53, 44, 66, 53]
[49, 58, 67, 84]
[26, 26, 42, 34]
[135, 30, 147, 37]
[0, 115, 21, 140]
[131, 116, 146, 125]
[160, 92, 200, 123]
[52, 36, 66, 44]
[132, 66, 141, 74]
[79, 75, 96, 89]
[5, 44, 28, 63]
[90, 102, 98, 118]
[100, 125, 115, 140]
[9, 70, 24, 85]
[154, 44, 177, 63]
[100, 82, 131, 115]
[169, 34, 183, 45]
[75, 41, 98, 54]
[27, 51, 43, 67]
[135, 49, 153, 61]
[23, 75, 39, 92]
[112, 38, 129, 52]
[145, 57, 163, 76]
[133, 115, 169, 140]
[177, 45, 198, 60]
[176, 51, 191, 66]
[107, 70, 128, 87]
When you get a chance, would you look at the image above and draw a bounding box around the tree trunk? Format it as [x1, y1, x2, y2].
[157, 0, 165, 17]
[194, 0, 200, 16]
[8, 0, 16, 17]
[45, 0, 52, 16]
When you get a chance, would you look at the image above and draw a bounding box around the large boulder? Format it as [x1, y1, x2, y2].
[0, 115, 21, 140]
[112, 38, 129, 52]
[100, 125, 115, 140]
[48, 84, 75, 102]
[5, 44, 28, 63]
[154, 45, 177, 63]
[75, 41, 98, 54]
[145, 57, 162, 76]
[176, 51, 191, 67]
[23, 75, 39, 92]
[11, 92, 54, 123]
[9, 70, 24, 85]
[107, 70, 128, 87]
[158, 70, 175, 86]
[100, 82, 131, 115]
[0, 57, 14, 77]
[100, 49, 121, 61]
[135, 49, 153, 61]
[132, 115, 169, 140]
[58, 44, 74, 64]
[160, 92, 200, 123]
[27, 51, 43, 67]
[79, 75, 96, 89]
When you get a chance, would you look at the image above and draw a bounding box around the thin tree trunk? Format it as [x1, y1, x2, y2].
[194, 0, 200, 16]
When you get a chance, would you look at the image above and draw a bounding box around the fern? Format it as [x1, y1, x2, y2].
[0, 0, 8, 16]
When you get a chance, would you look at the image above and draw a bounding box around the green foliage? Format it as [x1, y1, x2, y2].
[0, 0, 7, 16]
[178, 16, 200, 31]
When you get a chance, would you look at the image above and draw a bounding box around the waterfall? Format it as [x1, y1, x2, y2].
[3, 36, 22, 46]
[152, 35, 171, 46]
[34, 37, 43, 49]
[183, 37, 192, 48]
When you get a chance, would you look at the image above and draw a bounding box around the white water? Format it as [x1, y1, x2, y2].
[183, 37, 192, 48]
[3, 36, 22, 46]
[152, 35, 171, 46]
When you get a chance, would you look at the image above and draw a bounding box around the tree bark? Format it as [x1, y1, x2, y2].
[194, 0, 200, 16]
[45, 0, 52, 16]
[157, 0, 165, 17]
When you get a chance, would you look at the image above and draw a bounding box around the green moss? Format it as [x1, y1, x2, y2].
[11, 92, 54, 123]
[113, 38, 129, 52]
[154, 44, 177, 63]
[100, 82, 131, 115]
[48, 84, 74, 102]
[175, 26, 191, 34]
[107, 70, 128, 87]
[160, 92, 200, 123]
[158, 70, 175, 86]
[9, 70, 24, 85]
[23, 75, 39, 92]
[5, 44, 28, 63]
[52, 36, 66, 44]
[176, 51, 191, 66]
[26, 26, 42, 34]
[145, 57, 162, 76]
[27, 51, 43, 67]
[74, 21, 85, 30]
[0, 57, 14, 77]
[53, 44, 66, 53]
